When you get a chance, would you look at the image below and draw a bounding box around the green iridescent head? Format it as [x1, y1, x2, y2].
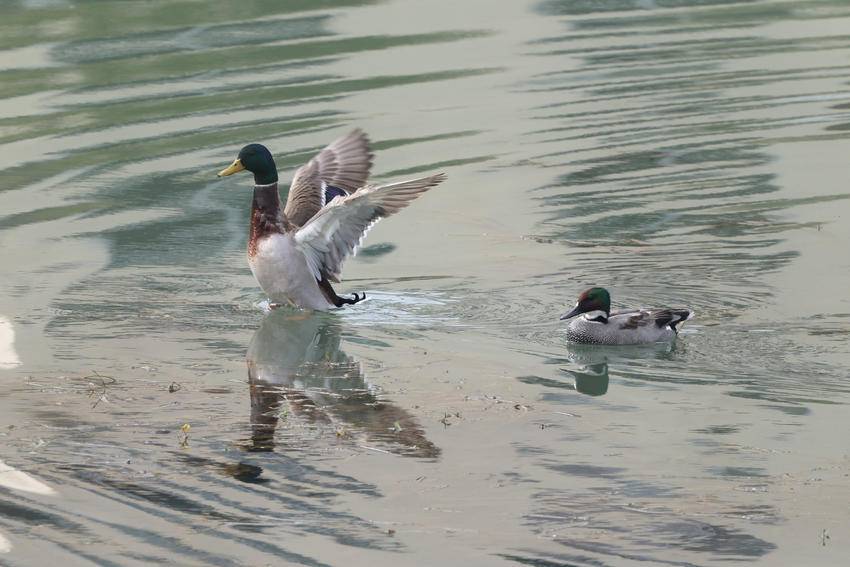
[217, 143, 278, 185]
[560, 287, 611, 320]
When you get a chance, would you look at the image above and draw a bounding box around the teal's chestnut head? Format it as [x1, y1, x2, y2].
[217, 144, 278, 185]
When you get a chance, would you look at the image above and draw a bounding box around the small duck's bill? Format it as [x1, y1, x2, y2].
[560, 305, 581, 320]
[218, 159, 245, 177]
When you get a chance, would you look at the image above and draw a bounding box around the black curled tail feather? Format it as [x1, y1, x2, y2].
[651, 309, 693, 331]
[667, 309, 693, 332]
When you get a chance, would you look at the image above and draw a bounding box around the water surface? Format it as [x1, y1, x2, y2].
[1, 0, 849, 565]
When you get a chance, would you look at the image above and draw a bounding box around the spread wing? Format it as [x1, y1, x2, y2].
[294, 173, 447, 283]
[284, 129, 373, 227]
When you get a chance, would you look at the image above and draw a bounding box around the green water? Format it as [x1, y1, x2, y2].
[1, 0, 849, 564]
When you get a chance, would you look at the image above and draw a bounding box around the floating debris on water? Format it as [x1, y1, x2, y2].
[179, 423, 191, 448]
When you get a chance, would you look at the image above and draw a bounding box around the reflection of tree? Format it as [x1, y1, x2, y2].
[246, 311, 439, 458]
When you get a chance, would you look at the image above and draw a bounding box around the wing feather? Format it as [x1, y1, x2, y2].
[294, 173, 447, 281]
[613, 308, 692, 330]
[284, 129, 373, 227]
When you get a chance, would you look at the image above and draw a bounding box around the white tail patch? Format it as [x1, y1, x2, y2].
[0, 530, 10, 553]
[0, 460, 57, 495]
[0, 316, 21, 369]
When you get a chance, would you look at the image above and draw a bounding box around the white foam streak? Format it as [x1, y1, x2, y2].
[0, 317, 21, 369]
[0, 460, 56, 496]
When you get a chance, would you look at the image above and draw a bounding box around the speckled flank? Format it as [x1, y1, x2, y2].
[566, 326, 605, 345]
[566, 308, 691, 345]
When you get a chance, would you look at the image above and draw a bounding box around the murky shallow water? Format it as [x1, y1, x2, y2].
[1, 0, 850, 565]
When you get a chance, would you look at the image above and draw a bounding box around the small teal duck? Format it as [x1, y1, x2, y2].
[560, 287, 693, 345]
[217, 130, 446, 310]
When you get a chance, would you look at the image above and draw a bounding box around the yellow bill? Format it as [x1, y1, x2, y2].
[218, 158, 245, 177]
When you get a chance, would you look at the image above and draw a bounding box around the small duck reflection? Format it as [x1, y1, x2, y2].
[562, 342, 676, 397]
[246, 310, 439, 458]
[565, 361, 610, 397]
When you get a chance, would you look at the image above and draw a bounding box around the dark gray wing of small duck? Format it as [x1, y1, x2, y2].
[284, 129, 374, 227]
[613, 309, 692, 331]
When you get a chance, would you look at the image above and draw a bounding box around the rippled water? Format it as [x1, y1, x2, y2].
[2, 0, 850, 564]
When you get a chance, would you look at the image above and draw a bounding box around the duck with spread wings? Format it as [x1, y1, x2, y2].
[218, 129, 446, 310]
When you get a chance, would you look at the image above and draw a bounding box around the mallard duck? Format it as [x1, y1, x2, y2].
[560, 287, 693, 345]
[217, 130, 446, 310]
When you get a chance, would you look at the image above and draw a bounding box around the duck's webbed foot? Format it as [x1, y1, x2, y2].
[336, 292, 366, 306]
[318, 277, 367, 308]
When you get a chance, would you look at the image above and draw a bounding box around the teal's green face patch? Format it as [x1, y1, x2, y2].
[561, 287, 611, 320]
[581, 287, 611, 311]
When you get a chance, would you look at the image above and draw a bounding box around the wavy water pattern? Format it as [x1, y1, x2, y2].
[2, 0, 850, 565]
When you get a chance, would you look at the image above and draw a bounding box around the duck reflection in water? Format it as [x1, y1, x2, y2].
[563, 342, 676, 397]
[246, 310, 439, 458]
[566, 361, 610, 397]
